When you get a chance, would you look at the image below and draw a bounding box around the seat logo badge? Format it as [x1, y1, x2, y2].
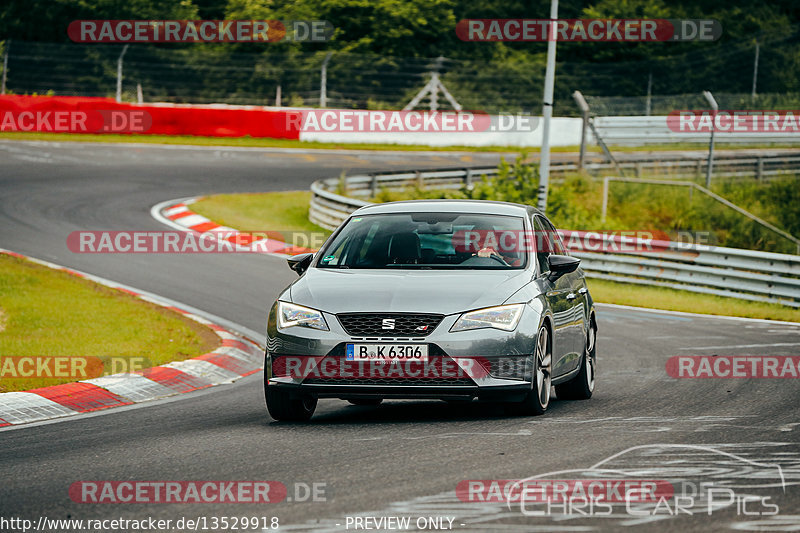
[416, 325, 429, 331]
[382, 319, 396, 330]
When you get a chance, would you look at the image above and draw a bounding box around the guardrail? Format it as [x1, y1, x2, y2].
[316, 153, 800, 207]
[593, 115, 800, 146]
[562, 232, 800, 307]
[308, 158, 800, 308]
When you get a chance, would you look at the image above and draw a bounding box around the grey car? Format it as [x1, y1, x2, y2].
[265, 200, 597, 421]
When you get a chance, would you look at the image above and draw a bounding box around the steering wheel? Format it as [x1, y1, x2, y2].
[487, 253, 510, 266]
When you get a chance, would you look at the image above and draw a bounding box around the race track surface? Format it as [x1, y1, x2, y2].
[1, 140, 799, 532]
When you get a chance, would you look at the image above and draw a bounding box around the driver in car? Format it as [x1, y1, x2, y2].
[473, 228, 522, 266]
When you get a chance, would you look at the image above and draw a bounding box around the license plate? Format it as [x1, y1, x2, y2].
[346, 344, 428, 362]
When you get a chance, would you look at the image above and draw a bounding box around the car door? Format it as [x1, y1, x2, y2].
[533, 215, 575, 378]
[539, 216, 586, 370]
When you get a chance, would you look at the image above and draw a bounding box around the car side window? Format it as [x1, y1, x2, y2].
[532, 216, 550, 275]
[541, 217, 566, 255]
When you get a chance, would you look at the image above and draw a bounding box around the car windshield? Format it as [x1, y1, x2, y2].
[316, 212, 527, 269]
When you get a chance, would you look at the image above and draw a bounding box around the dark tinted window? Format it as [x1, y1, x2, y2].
[317, 212, 527, 270]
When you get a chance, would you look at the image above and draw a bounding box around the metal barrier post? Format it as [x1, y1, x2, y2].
[1, 40, 9, 95]
[703, 90, 718, 188]
[370, 174, 378, 197]
[572, 90, 590, 170]
[116, 44, 129, 103]
[756, 157, 764, 183]
[320, 52, 332, 108]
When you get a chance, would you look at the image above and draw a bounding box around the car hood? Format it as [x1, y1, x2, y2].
[289, 268, 531, 315]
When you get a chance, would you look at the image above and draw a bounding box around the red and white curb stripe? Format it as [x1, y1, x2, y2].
[0, 249, 264, 428]
[154, 197, 314, 256]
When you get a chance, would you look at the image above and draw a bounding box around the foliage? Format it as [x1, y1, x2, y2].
[2, 0, 799, 110]
[376, 154, 800, 254]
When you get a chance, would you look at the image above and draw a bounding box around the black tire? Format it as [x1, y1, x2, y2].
[347, 399, 383, 406]
[265, 385, 317, 421]
[508, 325, 551, 416]
[556, 320, 597, 400]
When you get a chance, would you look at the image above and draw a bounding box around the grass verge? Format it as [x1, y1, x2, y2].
[191, 190, 799, 322]
[190, 191, 332, 248]
[0, 131, 793, 154]
[587, 278, 799, 323]
[0, 254, 220, 392]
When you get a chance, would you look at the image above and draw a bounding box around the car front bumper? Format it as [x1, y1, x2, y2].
[265, 301, 543, 402]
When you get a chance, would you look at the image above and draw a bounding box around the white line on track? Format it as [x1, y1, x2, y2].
[596, 302, 800, 326]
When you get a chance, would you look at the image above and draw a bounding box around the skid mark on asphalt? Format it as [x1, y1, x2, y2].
[276, 443, 800, 532]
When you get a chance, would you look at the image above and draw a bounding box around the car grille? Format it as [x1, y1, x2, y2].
[303, 376, 475, 386]
[337, 313, 444, 337]
[300, 355, 476, 386]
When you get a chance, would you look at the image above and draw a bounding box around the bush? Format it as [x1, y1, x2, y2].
[368, 155, 799, 254]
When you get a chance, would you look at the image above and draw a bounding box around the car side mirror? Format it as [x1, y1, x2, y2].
[547, 254, 580, 281]
[287, 253, 314, 276]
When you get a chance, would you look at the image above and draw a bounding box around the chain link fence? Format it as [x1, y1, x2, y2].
[1, 31, 799, 115]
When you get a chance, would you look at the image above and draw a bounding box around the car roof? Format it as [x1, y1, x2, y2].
[352, 199, 543, 218]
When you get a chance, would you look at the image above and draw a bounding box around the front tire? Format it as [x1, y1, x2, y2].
[265, 385, 317, 421]
[556, 321, 596, 400]
[508, 325, 551, 416]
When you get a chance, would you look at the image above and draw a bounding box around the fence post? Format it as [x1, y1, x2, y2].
[136, 83, 143, 104]
[756, 157, 764, 183]
[116, 44, 129, 103]
[572, 90, 589, 170]
[601, 176, 609, 223]
[416, 170, 423, 189]
[537, 0, 559, 213]
[370, 174, 378, 197]
[275, 85, 281, 107]
[751, 40, 760, 100]
[320, 52, 332, 108]
[464, 168, 473, 188]
[702, 90, 718, 188]
[1, 40, 9, 95]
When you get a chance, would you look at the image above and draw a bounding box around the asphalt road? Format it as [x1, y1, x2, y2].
[0, 140, 799, 533]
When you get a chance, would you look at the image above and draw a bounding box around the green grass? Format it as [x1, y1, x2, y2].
[191, 190, 799, 322]
[0, 254, 220, 392]
[0, 130, 793, 154]
[587, 278, 799, 323]
[190, 191, 332, 248]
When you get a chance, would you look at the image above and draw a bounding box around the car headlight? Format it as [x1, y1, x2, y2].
[450, 304, 525, 332]
[278, 301, 329, 331]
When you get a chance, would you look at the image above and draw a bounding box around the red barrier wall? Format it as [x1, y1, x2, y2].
[0, 95, 299, 139]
